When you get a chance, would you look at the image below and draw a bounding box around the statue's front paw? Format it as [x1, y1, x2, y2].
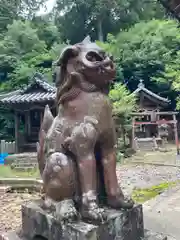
[81, 201, 106, 223]
[55, 199, 78, 222]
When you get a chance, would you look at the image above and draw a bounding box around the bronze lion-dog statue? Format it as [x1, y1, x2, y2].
[37, 36, 134, 222]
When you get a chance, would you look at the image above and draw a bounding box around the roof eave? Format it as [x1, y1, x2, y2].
[0, 90, 22, 100]
[23, 73, 56, 94]
[134, 87, 170, 104]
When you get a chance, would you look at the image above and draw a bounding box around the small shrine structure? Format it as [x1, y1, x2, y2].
[0, 73, 56, 153]
[132, 80, 179, 152]
[134, 79, 170, 112]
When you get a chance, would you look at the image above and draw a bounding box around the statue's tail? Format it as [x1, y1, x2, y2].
[37, 105, 54, 175]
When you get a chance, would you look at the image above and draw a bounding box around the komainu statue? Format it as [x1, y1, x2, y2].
[37, 36, 134, 222]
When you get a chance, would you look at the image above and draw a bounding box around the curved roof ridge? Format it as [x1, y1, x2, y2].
[133, 81, 170, 104]
[23, 72, 56, 93]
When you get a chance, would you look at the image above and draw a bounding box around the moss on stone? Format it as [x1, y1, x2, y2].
[132, 181, 179, 203]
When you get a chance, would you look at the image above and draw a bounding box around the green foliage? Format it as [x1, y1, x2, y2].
[0, 0, 46, 32]
[101, 20, 180, 109]
[109, 83, 137, 117]
[54, 0, 165, 43]
[6, 20, 46, 54]
[116, 151, 124, 163]
[32, 16, 62, 49]
[132, 181, 178, 203]
[109, 83, 137, 147]
[0, 0, 18, 32]
[0, 19, 64, 90]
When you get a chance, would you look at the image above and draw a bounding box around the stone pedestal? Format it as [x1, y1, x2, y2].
[0, 200, 168, 240]
[22, 200, 144, 240]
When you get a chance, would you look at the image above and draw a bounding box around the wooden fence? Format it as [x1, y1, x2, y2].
[0, 140, 15, 154]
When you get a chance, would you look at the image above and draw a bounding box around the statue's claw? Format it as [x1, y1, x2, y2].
[55, 199, 78, 222]
[81, 201, 106, 222]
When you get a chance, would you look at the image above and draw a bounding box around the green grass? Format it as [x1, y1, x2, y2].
[132, 181, 178, 203]
[0, 165, 40, 178]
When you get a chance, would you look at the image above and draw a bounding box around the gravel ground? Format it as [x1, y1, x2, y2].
[1, 163, 180, 232]
[0, 192, 40, 233]
[117, 164, 180, 195]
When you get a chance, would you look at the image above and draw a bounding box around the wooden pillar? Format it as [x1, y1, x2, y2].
[27, 110, 31, 135]
[157, 110, 160, 137]
[40, 110, 43, 124]
[14, 111, 19, 153]
[173, 114, 179, 155]
[25, 111, 28, 136]
[132, 117, 135, 150]
[139, 94, 144, 109]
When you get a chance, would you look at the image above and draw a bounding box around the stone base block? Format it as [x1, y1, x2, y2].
[0, 229, 168, 240]
[0, 200, 168, 240]
[21, 200, 144, 240]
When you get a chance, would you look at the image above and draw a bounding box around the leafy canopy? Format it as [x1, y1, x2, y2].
[100, 19, 180, 109]
[54, 0, 165, 42]
[0, 19, 65, 90]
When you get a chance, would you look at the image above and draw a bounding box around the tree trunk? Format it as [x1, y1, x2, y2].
[97, 18, 103, 41]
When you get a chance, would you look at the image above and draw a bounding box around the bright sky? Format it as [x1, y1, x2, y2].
[37, 0, 57, 15]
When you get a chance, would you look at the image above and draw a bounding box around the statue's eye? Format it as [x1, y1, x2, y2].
[86, 51, 103, 62]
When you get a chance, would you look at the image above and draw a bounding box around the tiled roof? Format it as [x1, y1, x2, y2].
[0, 73, 56, 105]
[23, 73, 55, 93]
[133, 80, 170, 104]
[0, 90, 21, 100]
[0, 92, 56, 104]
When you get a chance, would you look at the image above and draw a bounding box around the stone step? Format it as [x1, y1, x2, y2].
[0, 185, 11, 194]
[135, 138, 157, 151]
[12, 162, 38, 166]
[13, 167, 37, 171]
[13, 159, 38, 163]
[5, 153, 37, 166]
[11, 161, 38, 170]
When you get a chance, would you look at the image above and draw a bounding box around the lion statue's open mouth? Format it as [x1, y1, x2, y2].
[76, 37, 116, 84]
[85, 50, 115, 74]
[53, 36, 116, 97]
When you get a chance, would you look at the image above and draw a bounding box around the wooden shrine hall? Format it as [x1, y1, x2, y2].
[0, 73, 56, 153]
[133, 79, 170, 112]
